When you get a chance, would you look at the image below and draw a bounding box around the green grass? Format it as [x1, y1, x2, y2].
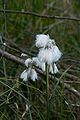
[0, 0, 80, 120]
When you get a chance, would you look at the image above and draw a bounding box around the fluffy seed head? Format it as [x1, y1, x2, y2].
[52, 45, 62, 62]
[38, 48, 54, 64]
[20, 70, 28, 82]
[30, 69, 38, 81]
[25, 58, 32, 67]
[36, 34, 49, 48]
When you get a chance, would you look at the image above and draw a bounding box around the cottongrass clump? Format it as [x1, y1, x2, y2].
[20, 58, 38, 81]
[20, 34, 62, 82]
[20, 34, 62, 120]
[36, 34, 62, 75]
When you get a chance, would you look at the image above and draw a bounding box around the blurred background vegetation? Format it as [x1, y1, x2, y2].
[0, 0, 80, 120]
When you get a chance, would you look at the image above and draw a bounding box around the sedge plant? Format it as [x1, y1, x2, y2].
[20, 34, 62, 120]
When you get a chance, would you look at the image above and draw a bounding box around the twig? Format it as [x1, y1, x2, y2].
[2, 36, 35, 56]
[0, 48, 24, 65]
[65, 101, 80, 107]
[65, 81, 80, 84]
[0, 48, 80, 98]
[0, 9, 80, 21]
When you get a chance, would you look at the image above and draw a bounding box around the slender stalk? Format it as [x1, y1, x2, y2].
[46, 63, 50, 120]
[27, 82, 33, 120]
[60, 78, 64, 120]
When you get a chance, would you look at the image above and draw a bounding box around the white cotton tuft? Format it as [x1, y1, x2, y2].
[38, 48, 54, 64]
[32, 57, 45, 71]
[52, 45, 62, 62]
[32, 57, 39, 66]
[53, 63, 59, 74]
[49, 64, 54, 74]
[20, 68, 38, 82]
[49, 63, 59, 74]
[48, 39, 55, 47]
[30, 69, 38, 81]
[20, 70, 28, 82]
[3, 42, 7, 46]
[21, 53, 27, 57]
[25, 58, 32, 67]
[39, 62, 45, 71]
[36, 34, 49, 48]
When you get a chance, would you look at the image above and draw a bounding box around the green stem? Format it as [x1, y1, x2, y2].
[60, 79, 64, 120]
[46, 63, 50, 120]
